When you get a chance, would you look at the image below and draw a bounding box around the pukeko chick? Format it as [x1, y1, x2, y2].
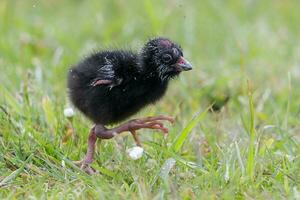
[67, 37, 192, 174]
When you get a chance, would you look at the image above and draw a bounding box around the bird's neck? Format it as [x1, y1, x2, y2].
[138, 53, 170, 84]
[140, 73, 169, 92]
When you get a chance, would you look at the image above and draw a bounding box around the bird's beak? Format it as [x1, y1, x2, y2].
[175, 56, 192, 71]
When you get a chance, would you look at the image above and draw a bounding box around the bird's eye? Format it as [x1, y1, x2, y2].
[162, 54, 172, 63]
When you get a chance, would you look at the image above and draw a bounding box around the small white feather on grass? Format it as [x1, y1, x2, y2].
[127, 146, 144, 160]
[64, 107, 74, 118]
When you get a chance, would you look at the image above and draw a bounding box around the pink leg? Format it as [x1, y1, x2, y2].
[75, 115, 174, 175]
[95, 115, 174, 146]
[74, 127, 98, 174]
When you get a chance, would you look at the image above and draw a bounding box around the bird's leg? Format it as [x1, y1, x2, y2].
[74, 126, 98, 175]
[130, 130, 142, 147]
[74, 116, 173, 174]
[95, 115, 174, 146]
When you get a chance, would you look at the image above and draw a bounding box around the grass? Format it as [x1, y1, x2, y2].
[0, 0, 300, 199]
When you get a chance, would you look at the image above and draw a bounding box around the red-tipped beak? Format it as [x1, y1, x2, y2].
[175, 56, 192, 71]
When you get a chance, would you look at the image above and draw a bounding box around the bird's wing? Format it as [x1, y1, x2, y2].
[90, 64, 123, 88]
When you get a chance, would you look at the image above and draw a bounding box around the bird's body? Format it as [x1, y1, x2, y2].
[68, 51, 168, 125]
[67, 38, 192, 174]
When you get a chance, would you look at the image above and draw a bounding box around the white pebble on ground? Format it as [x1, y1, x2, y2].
[64, 107, 74, 118]
[127, 146, 144, 160]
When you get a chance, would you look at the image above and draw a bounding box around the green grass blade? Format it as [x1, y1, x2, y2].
[0, 86, 22, 114]
[93, 166, 116, 178]
[235, 141, 245, 175]
[42, 96, 57, 130]
[0, 154, 33, 187]
[159, 158, 176, 181]
[172, 107, 209, 152]
[246, 82, 256, 180]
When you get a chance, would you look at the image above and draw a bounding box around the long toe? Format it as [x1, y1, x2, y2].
[140, 121, 169, 133]
[139, 115, 175, 124]
[82, 165, 97, 175]
[73, 160, 97, 175]
[73, 160, 83, 166]
[128, 120, 169, 134]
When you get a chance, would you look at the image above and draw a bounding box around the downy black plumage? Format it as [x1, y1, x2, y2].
[67, 37, 192, 125]
[67, 37, 192, 174]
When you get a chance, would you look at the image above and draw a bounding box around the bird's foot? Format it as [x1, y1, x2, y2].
[73, 160, 97, 175]
[73, 128, 98, 175]
[122, 115, 174, 146]
[95, 115, 174, 146]
[128, 115, 174, 133]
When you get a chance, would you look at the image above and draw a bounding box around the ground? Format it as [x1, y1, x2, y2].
[0, 0, 299, 199]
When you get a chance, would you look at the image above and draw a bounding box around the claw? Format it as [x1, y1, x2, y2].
[73, 160, 97, 175]
[125, 116, 173, 146]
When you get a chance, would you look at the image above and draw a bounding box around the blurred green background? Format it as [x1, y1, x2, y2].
[0, 0, 299, 199]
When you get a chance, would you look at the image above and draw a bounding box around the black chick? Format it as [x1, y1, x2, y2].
[67, 37, 192, 174]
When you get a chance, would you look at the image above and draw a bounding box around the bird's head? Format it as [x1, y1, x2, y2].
[140, 37, 192, 81]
